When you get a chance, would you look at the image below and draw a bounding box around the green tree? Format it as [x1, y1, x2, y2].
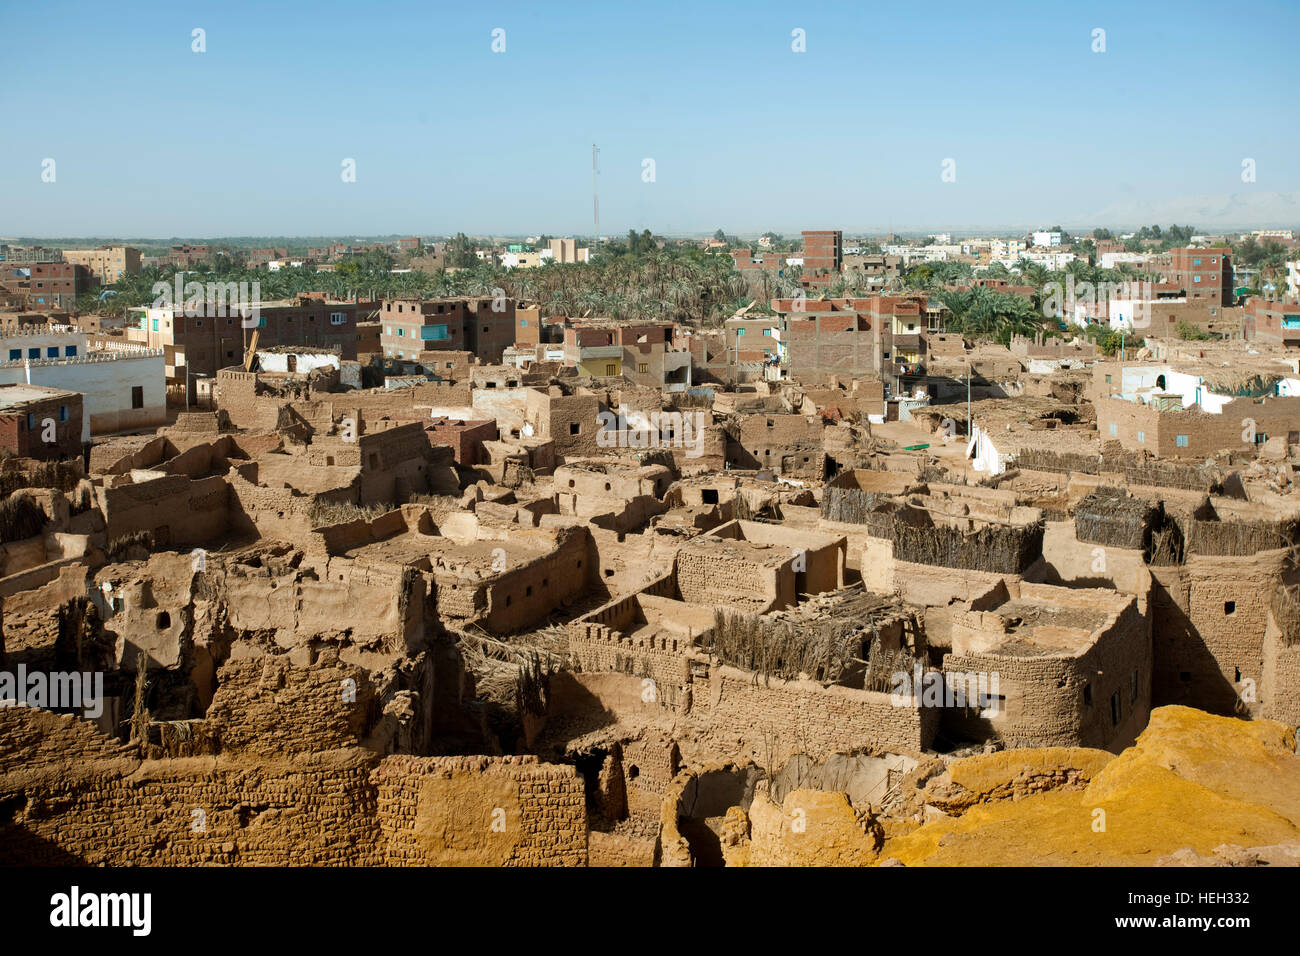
[1175, 320, 1212, 341]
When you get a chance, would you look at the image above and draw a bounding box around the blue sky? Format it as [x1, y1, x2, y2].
[2, 0, 1297, 237]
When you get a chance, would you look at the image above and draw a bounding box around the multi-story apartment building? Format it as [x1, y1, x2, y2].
[842, 254, 903, 289]
[769, 293, 943, 392]
[724, 315, 782, 364]
[548, 238, 590, 264]
[801, 230, 843, 288]
[27, 263, 92, 310]
[159, 245, 214, 268]
[1149, 247, 1235, 306]
[379, 297, 517, 365]
[0, 246, 63, 265]
[991, 238, 1028, 261]
[62, 246, 142, 284]
[557, 321, 690, 388]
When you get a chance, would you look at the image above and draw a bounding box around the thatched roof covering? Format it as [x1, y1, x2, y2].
[1195, 367, 1282, 396]
[1074, 486, 1158, 550]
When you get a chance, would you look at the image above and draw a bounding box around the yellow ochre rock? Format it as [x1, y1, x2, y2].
[881, 706, 1300, 867]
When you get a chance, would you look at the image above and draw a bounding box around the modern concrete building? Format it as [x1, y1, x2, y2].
[62, 246, 142, 284]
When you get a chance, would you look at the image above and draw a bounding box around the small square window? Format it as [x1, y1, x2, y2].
[1225, 601, 1236, 615]
[1176, 434, 1189, 447]
[1109, 422, 1117, 436]
[1137, 430, 1145, 443]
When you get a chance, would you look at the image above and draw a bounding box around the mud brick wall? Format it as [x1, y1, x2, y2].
[226, 471, 354, 541]
[373, 754, 587, 866]
[690, 666, 936, 759]
[731, 414, 825, 473]
[0, 710, 589, 866]
[0, 748, 385, 865]
[434, 574, 487, 621]
[0, 705, 134, 768]
[98, 473, 231, 547]
[568, 619, 691, 710]
[533, 390, 600, 461]
[943, 602, 1151, 752]
[203, 657, 379, 756]
[347, 382, 472, 420]
[674, 548, 782, 612]
[214, 370, 282, 431]
[1151, 552, 1285, 715]
[1263, 614, 1300, 728]
[480, 529, 590, 634]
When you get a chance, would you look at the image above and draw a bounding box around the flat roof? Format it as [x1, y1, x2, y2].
[0, 383, 77, 408]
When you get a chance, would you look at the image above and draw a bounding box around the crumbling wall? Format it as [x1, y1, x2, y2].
[97, 474, 230, 548]
[373, 755, 587, 866]
[202, 657, 381, 756]
[1263, 603, 1300, 729]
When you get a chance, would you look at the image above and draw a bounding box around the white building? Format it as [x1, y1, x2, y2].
[990, 238, 1027, 260]
[1107, 364, 1235, 414]
[1287, 261, 1300, 300]
[1020, 250, 1077, 271]
[1099, 252, 1149, 270]
[254, 347, 340, 375]
[0, 327, 165, 441]
[1032, 231, 1063, 248]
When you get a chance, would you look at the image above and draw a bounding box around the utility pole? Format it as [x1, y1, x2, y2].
[966, 358, 972, 441]
[592, 144, 600, 250]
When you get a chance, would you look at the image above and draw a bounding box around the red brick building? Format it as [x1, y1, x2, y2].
[0, 384, 83, 459]
[1243, 298, 1300, 347]
[1150, 247, 1235, 306]
[426, 417, 498, 465]
[27, 263, 92, 311]
[801, 230, 843, 289]
[380, 297, 518, 365]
